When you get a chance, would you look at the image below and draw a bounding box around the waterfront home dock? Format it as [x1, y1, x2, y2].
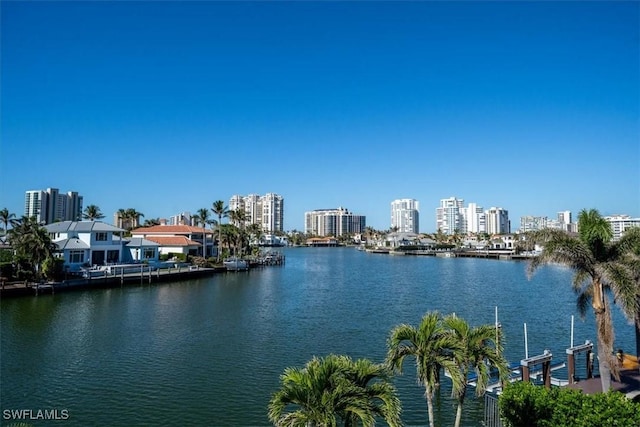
[0, 265, 223, 298]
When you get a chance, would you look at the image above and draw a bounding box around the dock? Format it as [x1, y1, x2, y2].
[1, 266, 222, 298]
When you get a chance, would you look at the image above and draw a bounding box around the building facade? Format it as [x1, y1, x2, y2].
[435, 197, 464, 234]
[25, 188, 83, 224]
[390, 199, 419, 233]
[485, 207, 510, 234]
[229, 193, 284, 232]
[463, 202, 486, 234]
[305, 207, 366, 237]
[605, 215, 640, 241]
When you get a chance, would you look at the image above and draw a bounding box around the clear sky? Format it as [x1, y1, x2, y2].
[1, 1, 638, 232]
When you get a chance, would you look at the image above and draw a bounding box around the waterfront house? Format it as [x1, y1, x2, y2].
[130, 225, 215, 258]
[118, 237, 161, 263]
[45, 221, 126, 272]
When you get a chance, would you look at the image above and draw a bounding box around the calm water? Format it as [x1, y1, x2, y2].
[1, 247, 635, 426]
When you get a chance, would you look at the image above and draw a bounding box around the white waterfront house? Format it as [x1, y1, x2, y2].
[45, 221, 163, 272]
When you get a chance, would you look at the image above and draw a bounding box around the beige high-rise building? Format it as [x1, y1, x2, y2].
[229, 193, 284, 232]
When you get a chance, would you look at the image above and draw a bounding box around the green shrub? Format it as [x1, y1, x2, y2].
[0, 261, 14, 280]
[500, 381, 640, 427]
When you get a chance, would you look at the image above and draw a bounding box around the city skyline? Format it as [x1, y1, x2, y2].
[2, 2, 638, 231]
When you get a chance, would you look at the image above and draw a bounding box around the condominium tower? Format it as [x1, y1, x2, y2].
[305, 207, 366, 237]
[390, 199, 419, 233]
[229, 193, 284, 232]
[24, 188, 83, 224]
[435, 197, 464, 234]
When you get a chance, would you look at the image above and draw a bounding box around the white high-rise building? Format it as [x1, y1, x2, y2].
[436, 197, 464, 234]
[305, 207, 366, 237]
[390, 199, 419, 233]
[24, 188, 83, 224]
[463, 202, 486, 234]
[486, 207, 510, 234]
[229, 193, 284, 232]
[605, 215, 640, 241]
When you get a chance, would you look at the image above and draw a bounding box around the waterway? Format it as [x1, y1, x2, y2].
[1, 247, 635, 426]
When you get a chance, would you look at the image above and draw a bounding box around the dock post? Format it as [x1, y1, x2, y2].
[521, 365, 529, 382]
[542, 360, 551, 389]
[567, 353, 575, 384]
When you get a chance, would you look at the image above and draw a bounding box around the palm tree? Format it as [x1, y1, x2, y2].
[608, 227, 640, 357]
[443, 314, 509, 427]
[527, 208, 639, 391]
[143, 218, 161, 227]
[268, 354, 401, 427]
[196, 208, 210, 229]
[0, 208, 15, 235]
[124, 208, 144, 230]
[8, 216, 56, 280]
[211, 200, 229, 262]
[387, 311, 462, 427]
[83, 205, 104, 221]
[116, 208, 127, 229]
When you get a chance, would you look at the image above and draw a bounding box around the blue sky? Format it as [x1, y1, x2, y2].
[1, 1, 638, 232]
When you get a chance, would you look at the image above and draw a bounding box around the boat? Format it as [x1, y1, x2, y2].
[223, 257, 249, 271]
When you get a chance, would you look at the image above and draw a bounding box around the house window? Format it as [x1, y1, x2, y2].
[143, 248, 155, 259]
[69, 250, 84, 263]
[95, 232, 107, 241]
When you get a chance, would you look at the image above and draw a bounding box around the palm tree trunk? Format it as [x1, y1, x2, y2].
[425, 388, 435, 427]
[454, 402, 463, 427]
[635, 312, 640, 359]
[595, 309, 613, 391]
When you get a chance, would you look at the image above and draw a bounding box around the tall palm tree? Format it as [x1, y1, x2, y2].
[387, 311, 462, 427]
[211, 200, 229, 262]
[83, 205, 104, 221]
[0, 208, 15, 235]
[527, 208, 639, 391]
[116, 208, 127, 229]
[124, 208, 144, 230]
[607, 227, 640, 357]
[8, 216, 55, 280]
[268, 354, 401, 427]
[196, 208, 210, 229]
[442, 314, 509, 427]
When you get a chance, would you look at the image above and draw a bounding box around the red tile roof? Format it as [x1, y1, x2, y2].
[131, 225, 212, 235]
[145, 236, 201, 247]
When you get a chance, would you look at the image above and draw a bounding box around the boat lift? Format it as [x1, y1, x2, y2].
[566, 340, 594, 384]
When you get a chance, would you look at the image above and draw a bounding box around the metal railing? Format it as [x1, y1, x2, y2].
[484, 393, 503, 427]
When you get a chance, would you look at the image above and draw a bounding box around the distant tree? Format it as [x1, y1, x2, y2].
[211, 200, 229, 262]
[83, 205, 104, 221]
[124, 208, 144, 230]
[8, 216, 56, 280]
[0, 208, 15, 235]
[143, 218, 161, 227]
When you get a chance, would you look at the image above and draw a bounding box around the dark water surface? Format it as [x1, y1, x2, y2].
[1, 247, 635, 426]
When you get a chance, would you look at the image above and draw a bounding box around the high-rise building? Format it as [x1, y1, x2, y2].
[463, 202, 486, 234]
[229, 193, 284, 232]
[486, 207, 510, 234]
[520, 216, 548, 232]
[557, 211, 572, 225]
[605, 215, 640, 240]
[305, 207, 366, 237]
[390, 199, 419, 233]
[24, 188, 83, 224]
[436, 197, 464, 234]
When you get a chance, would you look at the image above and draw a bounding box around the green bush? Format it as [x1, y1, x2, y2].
[0, 261, 14, 280]
[500, 381, 640, 427]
